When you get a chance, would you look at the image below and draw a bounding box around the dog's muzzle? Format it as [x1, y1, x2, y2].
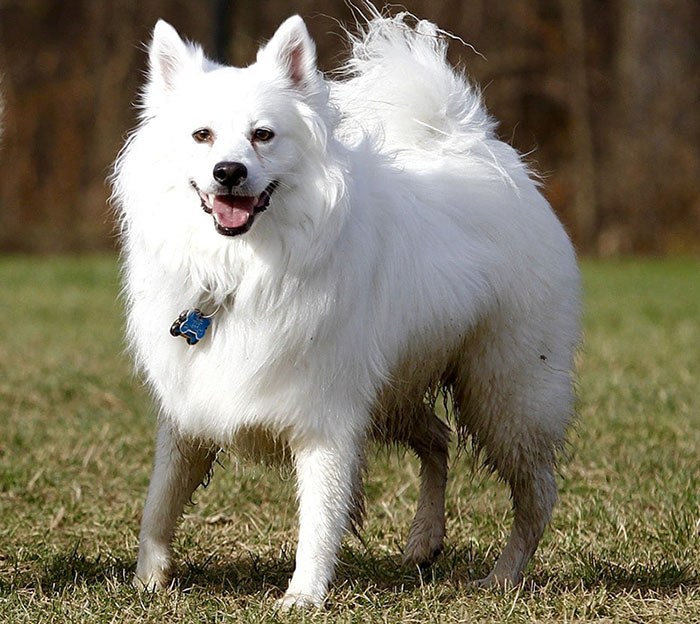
[191, 180, 278, 236]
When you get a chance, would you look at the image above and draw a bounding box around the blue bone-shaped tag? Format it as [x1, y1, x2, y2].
[170, 308, 212, 345]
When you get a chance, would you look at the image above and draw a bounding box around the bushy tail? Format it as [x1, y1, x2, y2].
[334, 9, 496, 151]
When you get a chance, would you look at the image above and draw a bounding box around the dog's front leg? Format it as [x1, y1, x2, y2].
[134, 420, 216, 591]
[279, 434, 362, 609]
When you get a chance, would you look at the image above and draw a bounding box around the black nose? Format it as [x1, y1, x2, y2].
[213, 161, 247, 187]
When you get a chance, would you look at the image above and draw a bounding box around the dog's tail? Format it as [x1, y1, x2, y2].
[335, 9, 496, 151]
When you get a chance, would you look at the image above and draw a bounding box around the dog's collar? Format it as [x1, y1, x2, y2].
[169, 305, 220, 345]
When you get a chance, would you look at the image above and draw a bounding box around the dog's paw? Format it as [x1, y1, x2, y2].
[276, 592, 323, 611]
[133, 542, 172, 592]
[471, 571, 520, 591]
[132, 569, 170, 592]
[403, 523, 445, 567]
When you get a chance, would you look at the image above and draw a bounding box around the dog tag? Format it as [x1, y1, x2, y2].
[170, 308, 212, 345]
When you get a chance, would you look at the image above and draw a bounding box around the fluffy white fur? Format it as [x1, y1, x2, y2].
[112, 11, 580, 609]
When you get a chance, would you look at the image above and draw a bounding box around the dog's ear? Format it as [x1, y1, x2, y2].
[149, 21, 192, 92]
[145, 20, 202, 110]
[257, 16, 320, 95]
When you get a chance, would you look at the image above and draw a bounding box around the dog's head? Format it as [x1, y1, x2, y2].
[140, 16, 331, 238]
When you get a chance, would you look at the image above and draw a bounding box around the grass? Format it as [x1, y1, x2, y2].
[0, 255, 698, 622]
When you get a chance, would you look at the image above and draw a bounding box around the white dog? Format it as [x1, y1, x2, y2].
[112, 11, 580, 609]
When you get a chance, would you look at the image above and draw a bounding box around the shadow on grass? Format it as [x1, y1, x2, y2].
[0, 542, 482, 598]
[560, 553, 700, 594]
[0, 545, 134, 595]
[176, 544, 700, 598]
[2, 543, 697, 601]
[175, 543, 489, 596]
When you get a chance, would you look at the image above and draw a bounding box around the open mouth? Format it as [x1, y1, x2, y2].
[191, 181, 278, 236]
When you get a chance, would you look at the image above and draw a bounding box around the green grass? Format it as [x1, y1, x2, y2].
[0, 255, 698, 622]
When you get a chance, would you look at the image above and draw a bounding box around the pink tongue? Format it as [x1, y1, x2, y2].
[212, 196, 256, 229]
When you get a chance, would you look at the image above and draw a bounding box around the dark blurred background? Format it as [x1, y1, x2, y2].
[0, 0, 698, 255]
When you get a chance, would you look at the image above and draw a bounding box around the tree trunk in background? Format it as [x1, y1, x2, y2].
[212, 0, 233, 64]
[561, 0, 597, 251]
[606, 0, 660, 254]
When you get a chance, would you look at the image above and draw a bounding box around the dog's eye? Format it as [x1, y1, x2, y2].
[192, 128, 213, 144]
[253, 128, 274, 142]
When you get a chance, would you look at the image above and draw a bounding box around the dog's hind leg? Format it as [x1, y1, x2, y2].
[134, 420, 217, 591]
[473, 462, 558, 589]
[453, 328, 571, 588]
[402, 408, 451, 567]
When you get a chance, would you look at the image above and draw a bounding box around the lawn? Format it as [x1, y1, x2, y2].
[0, 255, 698, 623]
